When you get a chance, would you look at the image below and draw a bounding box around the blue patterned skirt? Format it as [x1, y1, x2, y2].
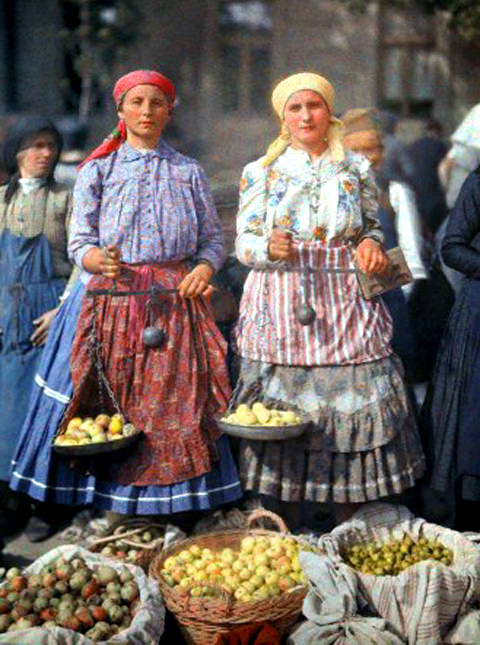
[9, 281, 242, 514]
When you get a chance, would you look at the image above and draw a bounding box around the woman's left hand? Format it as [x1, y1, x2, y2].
[356, 238, 389, 275]
[30, 306, 60, 346]
[178, 263, 214, 298]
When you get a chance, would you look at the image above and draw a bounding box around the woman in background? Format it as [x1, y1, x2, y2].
[0, 117, 72, 537]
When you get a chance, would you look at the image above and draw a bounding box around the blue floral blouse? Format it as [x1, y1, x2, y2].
[236, 147, 382, 269]
[69, 140, 224, 275]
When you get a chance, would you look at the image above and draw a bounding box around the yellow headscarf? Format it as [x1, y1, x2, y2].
[263, 72, 345, 166]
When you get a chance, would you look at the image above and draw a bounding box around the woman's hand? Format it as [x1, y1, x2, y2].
[30, 307, 60, 346]
[356, 238, 389, 275]
[268, 228, 293, 261]
[83, 245, 122, 278]
[178, 263, 214, 298]
[100, 245, 122, 278]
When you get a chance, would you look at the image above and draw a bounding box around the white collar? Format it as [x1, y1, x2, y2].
[18, 177, 47, 195]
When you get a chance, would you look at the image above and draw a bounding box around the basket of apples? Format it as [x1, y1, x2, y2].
[149, 509, 315, 645]
[52, 412, 142, 457]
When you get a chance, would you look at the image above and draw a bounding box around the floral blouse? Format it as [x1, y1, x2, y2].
[69, 140, 224, 279]
[236, 146, 383, 269]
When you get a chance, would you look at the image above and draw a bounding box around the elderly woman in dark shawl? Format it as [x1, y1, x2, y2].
[0, 116, 72, 533]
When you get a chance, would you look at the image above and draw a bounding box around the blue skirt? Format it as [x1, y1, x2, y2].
[10, 281, 242, 514]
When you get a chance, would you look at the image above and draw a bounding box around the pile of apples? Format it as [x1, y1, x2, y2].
[222, 402, 302, 427]
[160, 535, 311, 603]
[54, 414, 138, 447]
[0, 557, 139, 641]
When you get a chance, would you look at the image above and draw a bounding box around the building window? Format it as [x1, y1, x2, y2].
[380, 45, 435, 117]
[218, 1, 272, 114]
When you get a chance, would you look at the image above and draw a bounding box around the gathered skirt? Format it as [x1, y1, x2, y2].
[9, 280, 242, 514]
[235, 354, 425, 504]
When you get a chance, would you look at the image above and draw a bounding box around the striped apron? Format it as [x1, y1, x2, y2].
[235, 240, 393, 366]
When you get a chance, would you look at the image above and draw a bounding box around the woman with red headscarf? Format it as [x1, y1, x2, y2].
[10, 70, 242, 527]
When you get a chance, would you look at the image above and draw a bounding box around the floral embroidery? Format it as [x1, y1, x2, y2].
[266, 169, 280, 184]
[246, 215, 264, 234]
[278, 214, 292, 228]
[313, 226, 328, 241]
[235, 148, 381, 269]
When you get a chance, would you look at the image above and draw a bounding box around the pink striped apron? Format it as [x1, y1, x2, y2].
[235, 240, 393, 366]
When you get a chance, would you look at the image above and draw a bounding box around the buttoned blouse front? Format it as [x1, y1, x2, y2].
[236, 147, 382, 269]
[69, 140, 224, 274]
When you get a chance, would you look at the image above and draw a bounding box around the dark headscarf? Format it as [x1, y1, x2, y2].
[2, 116, 63, 204]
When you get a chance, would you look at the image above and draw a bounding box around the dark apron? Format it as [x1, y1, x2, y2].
[0, 211, 65, 480]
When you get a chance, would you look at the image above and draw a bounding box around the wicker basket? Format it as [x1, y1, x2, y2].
[149, 510, 309, 644]
[89, 518, 165, 572]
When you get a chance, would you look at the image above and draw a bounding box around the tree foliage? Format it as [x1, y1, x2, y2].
[59, 0, 142, 119]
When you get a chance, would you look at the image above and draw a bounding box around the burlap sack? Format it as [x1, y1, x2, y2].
[287, 553, 405, 644]
[0, 544, 165, 645]
[317, 503, 480, 644]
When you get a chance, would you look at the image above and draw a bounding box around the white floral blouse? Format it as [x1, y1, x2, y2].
[236, 146, 383, 269]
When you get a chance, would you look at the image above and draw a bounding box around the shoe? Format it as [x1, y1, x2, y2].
[25, 516, 56, 543]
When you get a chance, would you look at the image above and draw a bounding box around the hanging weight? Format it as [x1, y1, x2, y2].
[142, 326, 165, 348]
[295, 303, 316, 326]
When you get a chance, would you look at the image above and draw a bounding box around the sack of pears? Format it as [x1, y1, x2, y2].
[317, 502, 480, 645]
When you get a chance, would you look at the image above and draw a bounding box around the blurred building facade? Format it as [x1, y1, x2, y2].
[1, 0, 480, 181]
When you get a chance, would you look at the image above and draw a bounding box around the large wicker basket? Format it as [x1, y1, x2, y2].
[149, 510, 309, 644]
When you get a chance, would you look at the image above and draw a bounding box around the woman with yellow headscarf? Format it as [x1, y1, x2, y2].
[233, 73, 425, 525]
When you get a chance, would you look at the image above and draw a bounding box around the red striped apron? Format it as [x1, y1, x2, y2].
[235, 240, 393, 366]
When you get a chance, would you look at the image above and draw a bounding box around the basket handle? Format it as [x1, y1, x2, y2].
[246, 509, 288, 533]
[122, 536, 164, 551]
[91, 522, 165, 547]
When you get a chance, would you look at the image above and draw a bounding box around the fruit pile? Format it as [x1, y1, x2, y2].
[0, 557, 139, 641]
[222, 402, 302, 427]
[160, 535, 312, 603]
[54, 414, 138, 447]
[342, 534, 454, 576]
[97, 528, 163, 565]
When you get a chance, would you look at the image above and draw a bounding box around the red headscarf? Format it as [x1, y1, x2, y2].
[79, 70, 176, 168]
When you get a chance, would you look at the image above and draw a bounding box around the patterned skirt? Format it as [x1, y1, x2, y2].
[9, 281, 242, 514]
[236, 355, 425, 504]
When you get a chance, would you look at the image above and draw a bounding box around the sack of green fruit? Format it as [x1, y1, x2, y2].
[0, 544, 164, 644]
[315, 503, 480, 645]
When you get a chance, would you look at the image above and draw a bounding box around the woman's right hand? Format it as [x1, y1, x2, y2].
[99, 245, 122, 278]
[82, 245, 122, 278]
[268, 228, 293, 261]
